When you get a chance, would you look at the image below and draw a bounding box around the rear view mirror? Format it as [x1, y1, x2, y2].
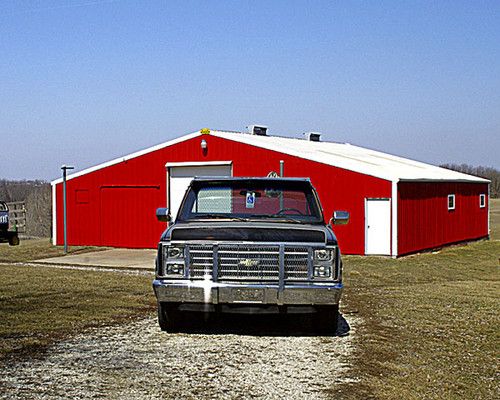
[332, 210, 349, 225]
[156, 208, 171, 222]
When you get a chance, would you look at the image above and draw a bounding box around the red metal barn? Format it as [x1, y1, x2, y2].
[51, 128, 490, 256]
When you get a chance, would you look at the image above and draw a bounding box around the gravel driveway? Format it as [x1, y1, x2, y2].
[0, 312, 358, 399]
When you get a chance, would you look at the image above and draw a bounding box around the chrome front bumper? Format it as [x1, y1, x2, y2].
[153, 279, 342, 306]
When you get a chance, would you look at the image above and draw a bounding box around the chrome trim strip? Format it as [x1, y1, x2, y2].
[278, 244, 285, 293]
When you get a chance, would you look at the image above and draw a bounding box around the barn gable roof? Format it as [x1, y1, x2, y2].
[212, 130, 489, 183]
[52, 128, 489, 185]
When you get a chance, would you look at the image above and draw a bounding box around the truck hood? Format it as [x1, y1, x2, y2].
[161, 221, 337, 245]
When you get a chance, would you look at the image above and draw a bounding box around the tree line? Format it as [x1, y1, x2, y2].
[439, 164, 500, 198]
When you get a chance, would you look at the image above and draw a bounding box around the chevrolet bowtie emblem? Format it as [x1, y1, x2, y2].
[239, 258, 259, 268]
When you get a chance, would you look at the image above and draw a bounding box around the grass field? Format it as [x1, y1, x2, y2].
[340, 198, 499, 399]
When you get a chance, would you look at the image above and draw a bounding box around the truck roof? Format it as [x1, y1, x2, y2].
[190, 177, 311, 183]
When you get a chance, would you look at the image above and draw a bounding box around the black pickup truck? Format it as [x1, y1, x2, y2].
[153, 177, 349, 332]
[0, 201, 20, 246]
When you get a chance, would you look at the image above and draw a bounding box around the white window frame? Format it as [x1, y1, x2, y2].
[447, 194, 455, 211]
[479, 194, 486, 208]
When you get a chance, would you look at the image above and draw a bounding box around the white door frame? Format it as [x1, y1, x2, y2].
[165, 161, 233, 213]
[365, 197, 392, 256]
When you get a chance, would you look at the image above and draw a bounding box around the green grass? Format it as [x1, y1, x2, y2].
[339, 201, 500, 399]
[490, 198, 500, 239]
[0, 238, 105, 263]
[0, 264, 155, 359]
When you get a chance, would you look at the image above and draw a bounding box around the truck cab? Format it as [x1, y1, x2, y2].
[152, 177, 349, 332]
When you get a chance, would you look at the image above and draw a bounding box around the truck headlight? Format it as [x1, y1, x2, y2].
[167, 246, 184, 258]
[312, 246, 336, 279]
[166, 263, 184, 275]
[314, 249, 333, 261]
[161, 244, 185, 277]
[313, 265, 331, 277]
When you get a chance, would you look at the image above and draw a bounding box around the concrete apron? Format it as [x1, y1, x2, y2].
[33, 249, 156, 270]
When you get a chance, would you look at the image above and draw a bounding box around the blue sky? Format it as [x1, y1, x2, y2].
[1, 0, 499, 180]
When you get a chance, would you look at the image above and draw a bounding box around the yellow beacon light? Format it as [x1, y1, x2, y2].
[200, 128, 211, 135]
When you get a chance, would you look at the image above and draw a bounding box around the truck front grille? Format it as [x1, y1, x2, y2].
[187, 244, 310, 281]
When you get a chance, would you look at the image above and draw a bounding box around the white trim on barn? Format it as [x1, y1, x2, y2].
[51, 131, 201, 184]
[51, 182, 57, 245]
[391, 181, 398, 258]
[165, 161, 233, 168]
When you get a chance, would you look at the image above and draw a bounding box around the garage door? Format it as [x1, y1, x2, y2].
[168, 164, 232, 220]
[100, 185, 162, 248]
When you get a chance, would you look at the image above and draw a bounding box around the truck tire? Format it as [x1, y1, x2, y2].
[8, 235, 20, 246]
[158, 302, 182, 332]
[315, 305, 339, 334]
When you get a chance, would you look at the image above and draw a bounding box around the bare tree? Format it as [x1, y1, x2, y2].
[440, 164, 500, 198]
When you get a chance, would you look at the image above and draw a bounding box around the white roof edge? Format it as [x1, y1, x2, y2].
[397, 178, 490, 183]
[165, 160, 233, 167]
[51, 130, 201, 184]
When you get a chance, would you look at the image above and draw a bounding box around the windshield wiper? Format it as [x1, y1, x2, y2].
[260, 214, 305, 224]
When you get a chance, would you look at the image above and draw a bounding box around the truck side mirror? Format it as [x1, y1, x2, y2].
[332, 210, 349, 225]
[156, 208, 171, 222]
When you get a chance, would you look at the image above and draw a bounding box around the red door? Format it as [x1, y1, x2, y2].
[99, 186, 163, 248]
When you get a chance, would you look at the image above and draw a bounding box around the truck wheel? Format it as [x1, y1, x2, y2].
[158, 302, 182, 332]
[8, 235, 20, 246]
[315, 305, 339, 334]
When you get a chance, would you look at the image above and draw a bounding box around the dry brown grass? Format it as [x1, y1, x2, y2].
[340, 201, 500, 399]
[0, 264, 155, 359]
[0, 238, 105, 263]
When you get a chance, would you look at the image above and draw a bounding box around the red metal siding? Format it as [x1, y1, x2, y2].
[397, 181, 489, 255]
[55, 134, 391, 253]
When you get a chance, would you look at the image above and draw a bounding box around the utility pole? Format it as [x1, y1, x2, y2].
[61, 165, 74, 254]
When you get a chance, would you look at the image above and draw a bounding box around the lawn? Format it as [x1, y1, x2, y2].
[340, 199, 499, 399]
[0, 259, 154, 359]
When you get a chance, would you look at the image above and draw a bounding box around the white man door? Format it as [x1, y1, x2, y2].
[166, 162, 232, 220]
[365, 198, 391, 255]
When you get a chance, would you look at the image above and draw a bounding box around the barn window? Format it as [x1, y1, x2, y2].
[479, 194, 486, 208]
[447, 194, 455, 211]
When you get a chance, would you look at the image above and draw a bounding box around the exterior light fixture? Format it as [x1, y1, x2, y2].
[200, 139, 207, 150]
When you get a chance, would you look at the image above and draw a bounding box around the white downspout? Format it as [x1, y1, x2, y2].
[391, 180, 398, 258]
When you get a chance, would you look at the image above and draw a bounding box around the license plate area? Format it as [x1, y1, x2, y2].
[230, 288, 265, 303]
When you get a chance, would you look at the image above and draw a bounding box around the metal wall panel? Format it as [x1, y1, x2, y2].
[397, 181, 489, 256]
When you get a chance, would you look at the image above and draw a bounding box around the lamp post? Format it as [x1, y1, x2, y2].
[61, 165, 74, 254]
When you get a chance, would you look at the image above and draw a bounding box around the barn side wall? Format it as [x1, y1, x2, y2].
[54, 133, 392, 254]
[397, 181, 489, 256]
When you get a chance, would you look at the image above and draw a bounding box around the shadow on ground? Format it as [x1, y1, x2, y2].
[170, 312, 351, 337]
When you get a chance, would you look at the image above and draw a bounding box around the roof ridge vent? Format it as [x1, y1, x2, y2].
[247, 124, 268, 136]
[304, 132, 322, 142]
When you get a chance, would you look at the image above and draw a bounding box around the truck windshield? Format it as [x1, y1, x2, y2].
[177, 180, 323, 224]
